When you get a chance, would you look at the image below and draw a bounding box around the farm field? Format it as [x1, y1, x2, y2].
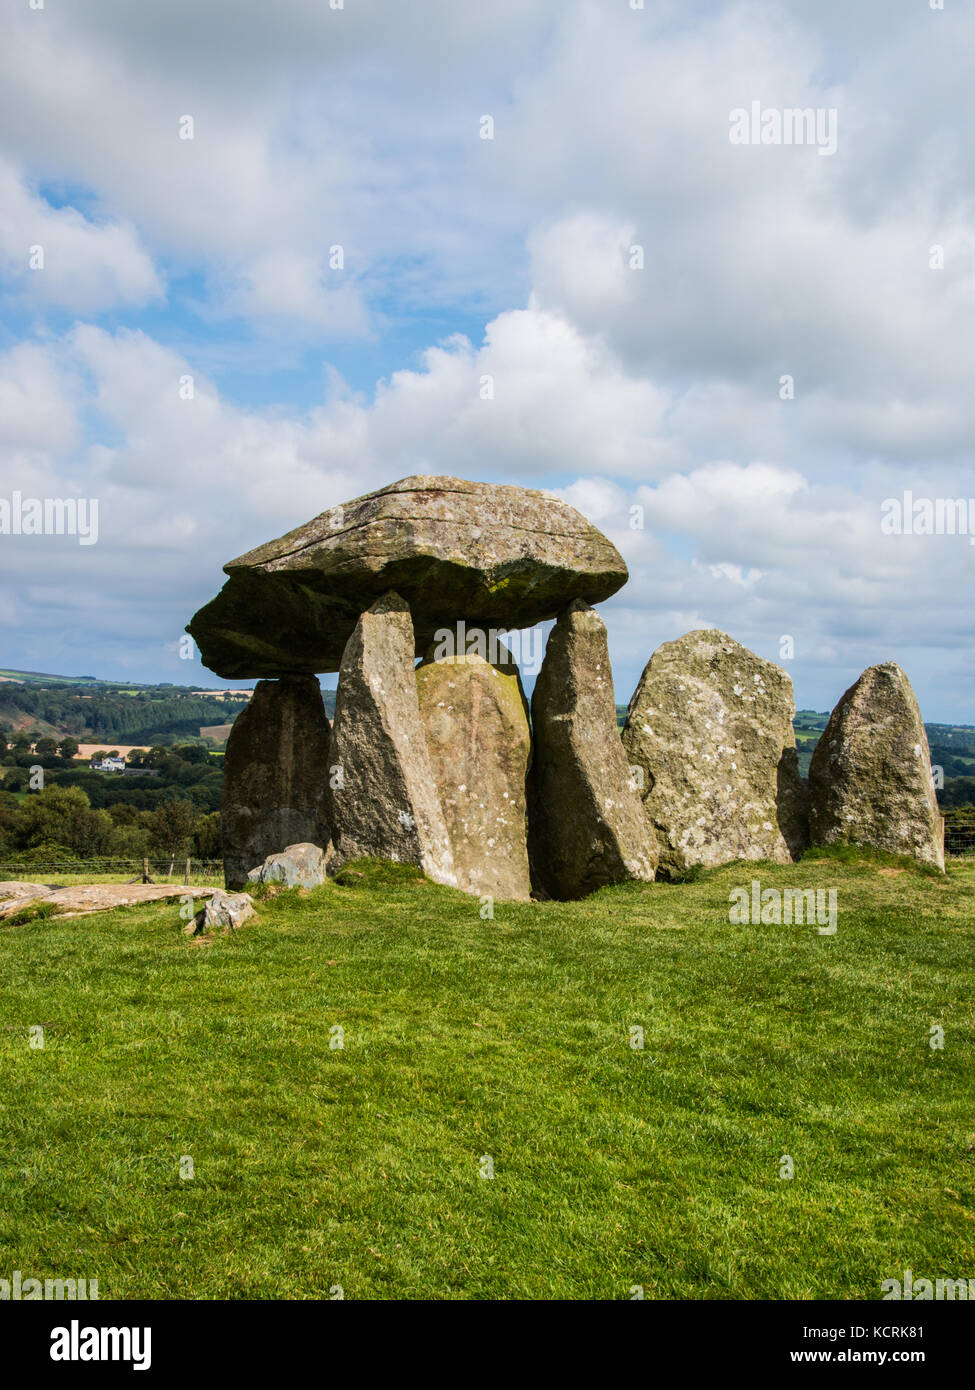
[1, 849, 972, 1300]
[75, 744, 151, 759]
[198, 725, 233, 745]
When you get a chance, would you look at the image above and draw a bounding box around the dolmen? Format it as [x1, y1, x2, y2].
[188, 476, 945, 896]
[191, 475, 655, 896]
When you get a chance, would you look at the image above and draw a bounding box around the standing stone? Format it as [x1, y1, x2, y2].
[528, 600, 656, 899]
[222, 677, 331, 889]
[808, 662, 944, 869]
[622, 630, 808, 877]
[416, 648, 531, 901]
[327, 593, 456, 887]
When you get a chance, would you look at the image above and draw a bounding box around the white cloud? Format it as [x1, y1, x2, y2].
[223, 251, 372, 336]
[0, 0, 973, 717]
[3, 318, 974, 720]
[0, 159, 162, 313]
[0, 340, 80, 456]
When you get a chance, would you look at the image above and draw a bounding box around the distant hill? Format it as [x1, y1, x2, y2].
[0, 671, 253, 746]
[0, 668, 336, 746]
[0, 667, 102, 686]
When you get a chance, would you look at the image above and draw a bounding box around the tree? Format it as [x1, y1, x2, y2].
[131, 746, 177, 774]
[174, 743, 208, 765]
[193, 811, 221, 860]
[71, 807, 114, 858]
[147, 797, 199, 871]
[57, 737, 80, 760]
[941, 777, 975, 809]
[14, 785, 111, 858]
[0, 790, 20, 841]
[107, 822, 151, 858]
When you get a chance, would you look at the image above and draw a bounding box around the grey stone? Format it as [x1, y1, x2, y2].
[0, 883, 213, 920]
[187, 475, 628, 677]
[192, 889, 256, 934]
[0, 882, 50, 903]
[622, 629, 809, 877]
[808, 662, 944, 869]
[327, 593, 456, 887]
[528, 600, 656, 899]
[247, 841, 328, 889]
[416, 648, 531, 901]
[221, 676, 332, 890]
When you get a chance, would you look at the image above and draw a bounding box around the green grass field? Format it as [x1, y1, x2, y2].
[1, 852, 973, 1300]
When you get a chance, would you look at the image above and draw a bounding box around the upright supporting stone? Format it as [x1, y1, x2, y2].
[622, 629, 808, 877]
[416, 648, 532, 901]
[808, 662, 944, 870]
[222, 676, 331, 889]
[328, 592, 456, 887]
[528, 600, 656, 899]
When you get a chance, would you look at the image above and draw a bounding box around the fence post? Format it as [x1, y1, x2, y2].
[184, 857, 190, 886]
[142, 856, 149, 884]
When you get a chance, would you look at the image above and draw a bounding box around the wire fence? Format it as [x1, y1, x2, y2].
[0, 858, 225, 883]
[944, 819, 975, 859]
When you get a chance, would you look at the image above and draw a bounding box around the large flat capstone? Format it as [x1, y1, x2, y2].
[187, 475, 628, 678]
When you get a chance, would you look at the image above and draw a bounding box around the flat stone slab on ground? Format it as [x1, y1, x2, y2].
[0, 881, 53, 902]
[0, 883, 219, 920]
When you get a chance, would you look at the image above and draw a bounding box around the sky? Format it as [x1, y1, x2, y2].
[1, 0, 973, 721]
